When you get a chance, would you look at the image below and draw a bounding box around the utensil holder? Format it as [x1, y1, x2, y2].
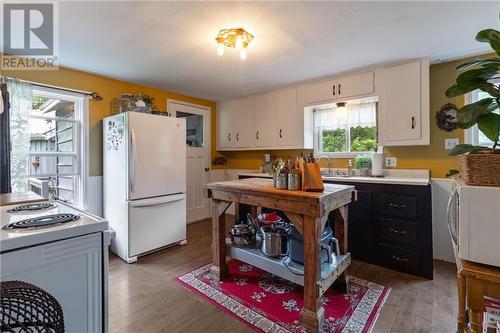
[287, 172, 301, 190]
[302, 163, 324, 192]
[276, 174, 288, 189]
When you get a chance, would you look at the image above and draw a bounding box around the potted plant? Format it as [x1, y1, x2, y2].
[355, 155, 372, 176]
[445, 15, 500, 186]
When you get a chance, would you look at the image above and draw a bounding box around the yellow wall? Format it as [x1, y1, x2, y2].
[2, 65, 217, 177]
[215, 55, 493, 178]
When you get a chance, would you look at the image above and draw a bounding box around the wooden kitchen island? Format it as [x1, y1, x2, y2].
[205, 178, 356, 331]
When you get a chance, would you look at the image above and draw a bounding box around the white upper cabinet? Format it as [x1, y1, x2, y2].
[253, 93, 274, 148]
[305, 71, 374, 105]
[273, 87, 301, 147]
[216, 100, 234, 149]
[216, 58, 430, 151]
[233, 97, 254, 148]
[378, 59, 430, 146]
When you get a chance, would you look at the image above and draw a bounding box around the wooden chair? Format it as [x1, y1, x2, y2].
[457, 260, 500, 332]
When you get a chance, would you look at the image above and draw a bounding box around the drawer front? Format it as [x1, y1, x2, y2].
[380, 193, 417, 219]
[375, 243, 419, 275]
[378, 218, 418, 246]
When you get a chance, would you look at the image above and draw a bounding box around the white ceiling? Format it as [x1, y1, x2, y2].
[53, 2, 500, 100]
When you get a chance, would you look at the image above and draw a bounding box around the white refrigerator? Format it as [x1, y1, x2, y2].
[103, 112, 187, 263]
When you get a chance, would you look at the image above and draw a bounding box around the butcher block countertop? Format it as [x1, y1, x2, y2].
[206, 177, 354, 206]
[0, 191, 47, 206]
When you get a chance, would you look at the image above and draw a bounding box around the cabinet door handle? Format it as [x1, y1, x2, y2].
[228, 133, 231, 142]
[338, 84, 341, 95]
[256, 131, 259, 140]
[204, 167, 210, 172]
[390, 228, 407, 235]
[392, 255, 409, 262]
[389, 203, 406, 209]
[332, 85, 336, 96]
[411, 116, 416, 129]
[279, 129, 283, 138]
[236, 133, 239, 141]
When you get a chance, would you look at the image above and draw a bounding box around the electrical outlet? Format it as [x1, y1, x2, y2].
[445, 138, 459, 150]
[386, 157, 397, 167]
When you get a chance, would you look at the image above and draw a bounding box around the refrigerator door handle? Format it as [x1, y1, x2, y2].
[129, 129, 136, 193]
[129, 194, 185, 208]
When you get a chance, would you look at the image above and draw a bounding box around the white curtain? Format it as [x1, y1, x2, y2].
[8, 80, 32, 192]
[314, 100, 377, 130]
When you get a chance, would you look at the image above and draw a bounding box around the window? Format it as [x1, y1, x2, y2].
[313, 98, 378, 157]
[465, 78, 500, 147]
[9, 83, 87, 206]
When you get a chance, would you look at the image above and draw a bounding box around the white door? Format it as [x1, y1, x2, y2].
[168, 101, 211, 223]
[127, 112, 186, 200]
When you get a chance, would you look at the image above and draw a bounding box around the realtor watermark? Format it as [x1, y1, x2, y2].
[1, 1, 59, 70]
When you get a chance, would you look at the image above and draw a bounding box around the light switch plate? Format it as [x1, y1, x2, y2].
[445, 138, 459, 150]
[386, 157, 397, 167]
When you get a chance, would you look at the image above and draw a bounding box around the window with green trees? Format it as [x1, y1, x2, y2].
[315, 98, 378, 155]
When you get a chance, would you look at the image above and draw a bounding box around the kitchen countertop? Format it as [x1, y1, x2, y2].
[0, 191, 48, 206]
[237, 169, 430, 186]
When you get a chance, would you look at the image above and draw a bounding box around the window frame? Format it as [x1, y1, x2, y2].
[28, 86, 88, 208]
[464, 78, 500, 147]
[313, 104, 380, 159]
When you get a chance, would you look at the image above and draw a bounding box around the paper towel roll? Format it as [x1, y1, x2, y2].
[371, 152, 384, 176]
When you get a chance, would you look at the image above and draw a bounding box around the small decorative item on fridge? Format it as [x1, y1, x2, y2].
[111, 93, 159, 114]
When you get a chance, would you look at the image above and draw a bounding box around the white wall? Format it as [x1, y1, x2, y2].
[431, 178, 454, 263]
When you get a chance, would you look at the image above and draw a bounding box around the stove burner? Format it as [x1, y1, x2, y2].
[3, 214, 80, 229]
[7, 203, 55, 213]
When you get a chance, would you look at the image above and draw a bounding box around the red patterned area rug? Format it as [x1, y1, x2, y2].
[176, 259, 390, 333]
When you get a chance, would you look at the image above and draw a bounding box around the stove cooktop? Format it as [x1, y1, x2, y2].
[7, 203, 56, 213]
[3, 213, 80, 230]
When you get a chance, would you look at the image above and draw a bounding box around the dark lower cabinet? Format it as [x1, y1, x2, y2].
[347, 189, 373, 262]
[326, 180, 433, 279]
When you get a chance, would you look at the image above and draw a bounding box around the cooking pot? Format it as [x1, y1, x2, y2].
[229, 214, 258, 246]
[259, 223, 290, 258]
[288, 225, 340, 264]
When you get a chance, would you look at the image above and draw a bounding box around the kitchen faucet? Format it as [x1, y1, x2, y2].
[317, 155, 332, 176]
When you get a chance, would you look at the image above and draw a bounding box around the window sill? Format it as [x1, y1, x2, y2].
[314, 152, 374, 159]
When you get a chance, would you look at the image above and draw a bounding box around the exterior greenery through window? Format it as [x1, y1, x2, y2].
[314, 98, 378, 156]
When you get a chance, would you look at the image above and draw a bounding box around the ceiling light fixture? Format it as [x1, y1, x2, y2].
[215, 28, 254, 60]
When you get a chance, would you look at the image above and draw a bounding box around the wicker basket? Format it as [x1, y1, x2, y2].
[458, 153, 500, 186]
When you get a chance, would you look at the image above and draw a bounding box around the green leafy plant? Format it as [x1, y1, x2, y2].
[445, 14, 500, 156]
[354, 155, 371, 169]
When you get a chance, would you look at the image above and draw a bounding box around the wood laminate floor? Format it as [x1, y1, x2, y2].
[109, 218, 458, 333]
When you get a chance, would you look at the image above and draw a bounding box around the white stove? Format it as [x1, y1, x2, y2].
[0, 200, 112, 332]
[1, 201, 108, 252]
